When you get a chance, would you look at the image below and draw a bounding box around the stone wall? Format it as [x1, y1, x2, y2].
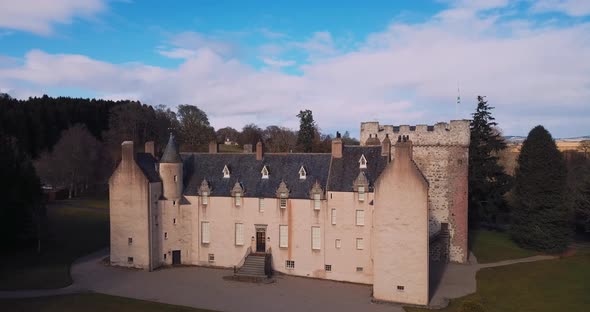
[360, 120, 470, 263]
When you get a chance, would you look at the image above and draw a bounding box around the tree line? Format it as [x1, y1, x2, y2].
[469, 96, 590, 253]
[0, 94, 358, 249]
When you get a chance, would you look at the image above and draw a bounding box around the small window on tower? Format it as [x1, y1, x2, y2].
[128, 237, 133, 245]
[173, 218, 177, 225]
[174, 175, 178, 182]
[164, 232, 168, 240]
[128, 257, 134, 264]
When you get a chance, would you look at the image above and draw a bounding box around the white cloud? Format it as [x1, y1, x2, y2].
[260, 57, 296, 68]
[1, 3, 590, 137]
[531, 0, 590, 16]
[0, 0, 106, 35]
[157, 32, 235, 59]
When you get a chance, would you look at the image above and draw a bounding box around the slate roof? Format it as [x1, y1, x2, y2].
[160, 134, 182, 163]
[328, 146, 389, 192]
[183, 153, 332, 199]
[135, 152, 161, 183]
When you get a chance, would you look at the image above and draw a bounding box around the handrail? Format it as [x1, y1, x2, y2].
[264, 246, 273, 277]
[234, 246, 251, 274]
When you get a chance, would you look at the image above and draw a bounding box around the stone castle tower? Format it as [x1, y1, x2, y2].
[360, 120, 470, 262]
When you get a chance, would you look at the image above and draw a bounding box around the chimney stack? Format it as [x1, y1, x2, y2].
[381, 134, 391, 161]
[209, 141, 218, 154]
[145, 141, 155, 156]
[394, 135, 413, 162]
[256, 141, 263, 160]
[332, 131, 343, 159]
[122, 141, 134, 163]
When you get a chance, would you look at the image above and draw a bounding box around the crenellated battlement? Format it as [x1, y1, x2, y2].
[360, 120, 470, 147]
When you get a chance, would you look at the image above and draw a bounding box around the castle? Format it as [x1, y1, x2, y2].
[109, 120, 470, 306]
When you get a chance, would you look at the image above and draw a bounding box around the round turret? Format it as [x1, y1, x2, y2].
[160, 134, 183, 200]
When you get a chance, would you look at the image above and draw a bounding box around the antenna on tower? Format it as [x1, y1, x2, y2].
[456, 82, 461, 118]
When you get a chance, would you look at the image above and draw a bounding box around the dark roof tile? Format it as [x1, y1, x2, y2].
[328, 146, 388, 192]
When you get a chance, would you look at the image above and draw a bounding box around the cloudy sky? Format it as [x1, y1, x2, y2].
[0, 0, 589, 138]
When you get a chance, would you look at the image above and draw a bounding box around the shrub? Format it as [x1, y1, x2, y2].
[459, 300, 485, 312]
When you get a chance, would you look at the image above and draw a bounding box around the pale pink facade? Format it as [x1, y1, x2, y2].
[110, 121, 469, 306]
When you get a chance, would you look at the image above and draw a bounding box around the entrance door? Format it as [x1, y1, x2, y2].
[256, 230, 266, 252]
[172, 250, 181, 265]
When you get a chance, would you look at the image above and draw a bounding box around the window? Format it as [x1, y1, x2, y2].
[164, 253, 167, 260]
[313, 193, 321, 210]
[311, 226, 321, 250]
[356, 267, 363, 272]
[235, 223, 244, 246]
[222, 165, 230, 178]
[356, 238, 364, 250]
[235, 192, 241, 207]
[335, 239, 341, 249]
[261, 166, 269, 179]
[128, 257, 134, 264]
[358, 186, 365, 202]
[325, 264, 332, 272]
[280, 192, 287, 209]
[259, 198, 264, 212]
[202, 191, 208, 206]
[356, 210, 365, 226]
[208, 254, 215, 262]
[359, 154, 367, 169]
[174, 175, 178, 182]
[128, 237, 133, 245]
[331, 209, 336, 225]
[173, 218, 177, 225]
[299, 166, 306, 179]
[164, 232, 168, 240]
[286, 260, 295, 269]
[279, 225, 288, 248]
[397, 285, 405, 291]
[201, 222, 210, 244]
[173, 200, 176, 206]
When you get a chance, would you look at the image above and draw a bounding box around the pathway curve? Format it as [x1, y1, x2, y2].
[0, 250, 558, 311]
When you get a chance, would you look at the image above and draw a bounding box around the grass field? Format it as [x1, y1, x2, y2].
[0, 202, 109, 290]
[0, 293, 216, 312]
[470, 229, 537, 263]
[406, 252, 590, 312]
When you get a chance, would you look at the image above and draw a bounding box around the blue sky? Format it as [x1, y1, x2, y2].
[0, 0, 589, 138]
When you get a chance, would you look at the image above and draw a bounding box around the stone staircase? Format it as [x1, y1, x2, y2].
[236, 253, 266, 278]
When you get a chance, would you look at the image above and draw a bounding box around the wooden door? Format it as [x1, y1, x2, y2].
[256, 231, 266, 252]
[172, 250, 181, 265]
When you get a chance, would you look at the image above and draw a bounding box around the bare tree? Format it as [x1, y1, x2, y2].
[263, 126, 297, 152]
[35, 124, 102, 198]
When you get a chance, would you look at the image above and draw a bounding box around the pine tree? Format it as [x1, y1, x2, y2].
[296, 109, 316, 153]
[510, 125, 572, 252]
[468, 96, 512, 228]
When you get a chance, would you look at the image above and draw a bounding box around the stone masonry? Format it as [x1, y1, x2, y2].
[360, 120, 470, 263]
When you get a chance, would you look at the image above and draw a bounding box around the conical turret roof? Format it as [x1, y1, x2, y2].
[160, 133, 182, 163]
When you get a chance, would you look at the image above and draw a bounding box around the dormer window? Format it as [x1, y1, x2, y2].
[235, 192, 242, 206]
[358, 185, 365, 202]
[280, 192, 287, 209]
[359, 154, 367, 169]
[261, 166, 269, 179]
[199, 179, 210, 207]
[222, 165, 230, 178]
[299, 166, 307, 180]
[310, 181, 323, 211]
[276, 181, 289, 209]
[202, 191, 209, 205]
[231, 182, 243, 207]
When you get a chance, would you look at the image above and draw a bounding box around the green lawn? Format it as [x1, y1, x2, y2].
[62, 198, 109, 209]
[470, 230, 537, 263]
[406, 252, 590, 312]
[0, 293, 216, 312]
[0, 203, 109, 290]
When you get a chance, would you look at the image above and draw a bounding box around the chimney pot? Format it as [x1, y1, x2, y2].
[256, 141, 263, 160]
[145, 141, 155, 156]
[209, 141, 218, 154]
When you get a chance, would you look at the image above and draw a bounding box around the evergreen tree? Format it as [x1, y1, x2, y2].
[296, 109, 316, 152]
[468, 96, 512, 228]
[0, 135, 44, 249]
[511, 125, 572, 252]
